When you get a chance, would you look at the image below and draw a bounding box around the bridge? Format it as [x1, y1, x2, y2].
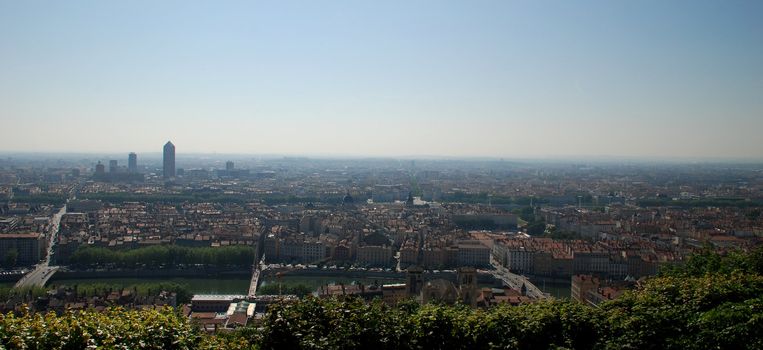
[15, 266, 59, 289]
[247, 256, 266, 298]
[247, 268, 261, 297]
[489, 263, 548, 299]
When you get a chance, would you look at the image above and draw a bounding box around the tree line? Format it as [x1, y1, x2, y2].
[10, 194, 67, 205]
[68, 245, 256, 268]
[80, 192, 344, 205]
[638, 197, 763, 208]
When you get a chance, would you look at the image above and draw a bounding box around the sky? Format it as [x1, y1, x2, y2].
[0, 1, 761, 159]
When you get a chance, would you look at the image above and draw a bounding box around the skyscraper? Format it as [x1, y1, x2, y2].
[109, 160, 118, 173]
[163, 141, 175, 178]
[226, 161, 234, 171]
[128, 152, 137, 173]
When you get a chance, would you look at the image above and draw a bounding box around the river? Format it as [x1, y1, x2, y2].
[529, 276, 572, 298]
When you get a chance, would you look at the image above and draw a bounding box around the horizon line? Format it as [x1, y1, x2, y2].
[1, 150, 762, 164]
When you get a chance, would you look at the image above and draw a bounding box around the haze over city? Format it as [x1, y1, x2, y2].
[1, 1, 762, 159]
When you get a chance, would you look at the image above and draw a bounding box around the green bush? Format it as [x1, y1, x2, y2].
[0, 307, 199, 349]
[256, 298, 604, 350]
[602, 272, 763, 350]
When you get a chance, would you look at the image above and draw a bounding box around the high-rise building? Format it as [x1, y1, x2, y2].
[128, 152, 137, 173]
[109, 160, 118, 173]
[95, 162, 105, 176]
[226, 161, 234, 171]
[163, 141, 175, 178]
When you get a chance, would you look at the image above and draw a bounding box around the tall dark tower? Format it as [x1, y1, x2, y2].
[406, 266, 423, 297]
[163, 141, 175, 178]
[457, 267, 478, 307]
[128, 153, 137, 173]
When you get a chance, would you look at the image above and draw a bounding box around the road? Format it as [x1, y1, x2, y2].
[14, 205, 66, 289]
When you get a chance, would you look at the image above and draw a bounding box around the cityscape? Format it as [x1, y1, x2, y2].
[2, 142, 761, 330]
[1, 0, 762, 348]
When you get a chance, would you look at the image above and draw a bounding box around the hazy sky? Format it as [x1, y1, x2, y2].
[1, 1, 761, 159]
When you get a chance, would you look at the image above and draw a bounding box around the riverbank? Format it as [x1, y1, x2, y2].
[46, 277, 251, 295]
[50, 268, 250, 281]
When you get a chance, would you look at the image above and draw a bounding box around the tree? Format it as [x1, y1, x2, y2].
[3, 249, 18, 268]
[526, 220, 547, 236]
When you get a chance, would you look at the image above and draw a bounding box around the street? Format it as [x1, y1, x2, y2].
[14, 205, 66, 289]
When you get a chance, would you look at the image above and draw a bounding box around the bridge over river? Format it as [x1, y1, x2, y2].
[488, 260, 548, 299]
[247, 256, 267, 298]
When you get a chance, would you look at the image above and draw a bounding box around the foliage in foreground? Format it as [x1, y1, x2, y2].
[1, 248, 762, 349]
[660, 245, 763, 277]
[0, 307, 200, 350]
[604, 272, 763, 350]
[259, 298, 603, 350]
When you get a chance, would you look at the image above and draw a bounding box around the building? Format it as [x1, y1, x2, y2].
[476, 287, 531, 308]
[301, 239, 327, 262]
[399, 242, 418, 268]
[191, 294, 246, 312]
[163, 141, 175, 178]
[216, 160, 248, 178]
[224, 301, 255, 328]
[457, 267, 478, 306]
[109, 160, 118, 173]
[571, 274, 630, 307]
[421, 247, 445, 269]
[381, 284, 408, 305]
[406, 266, 424, 297]
[0, 233, 45, 267]
[421, 279, 459, 304]
[456, 241, 490, 267]
[95, 162, 105, 176]
[356, 245, 393, 267]
[507, 247, 535, 274]
[571, 275, 599, 304]
[128, 153, 137, 173]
